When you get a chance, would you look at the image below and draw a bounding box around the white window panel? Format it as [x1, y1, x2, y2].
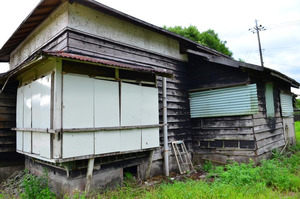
[120, 129, 141, 151]
[31, 81, 41, 128]
[121, 82, 142, 126]
[63, 74, 94, 128]
[16, 131, 23, 151]
[23, 131, 31, 153]
[142, 128, 160, 149]
[95, 131, 120, 154]
[23, 85, 32, 128]
[32, 132, 51, 158]
[39, 75, 51, 128]
[16, 87, 24, 152]
[141, 86, 159, 125]
[16, 87, 24, 128]
[94, 79, 119, 127]
[63, 132, 94, 158]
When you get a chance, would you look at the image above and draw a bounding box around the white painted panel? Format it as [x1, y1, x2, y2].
[16, 87, 24, 128]
[142, 128, 160, 149]
[120, 129, 141, 151]
[23, 131, 31, 153]
[23, 85, 32, 128]
[94, 79, 119, 127]
[32, 132, 51, 158]
[63, 74, 94, 128]
[141, 86, 159, 125]
[16, 131, 23, 151]
[39, 75, 51, 128]
[121, 83, 141, 126]
[16, 87, 24, 152]
[95, 131, 120, 154]
[63, 132, 94, 158]
[31, 75, 51, 128]
[31, 81, 41, 128]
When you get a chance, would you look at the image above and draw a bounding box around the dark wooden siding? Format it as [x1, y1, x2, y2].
[190, 61, 289, 163]
[0, 83, 24, 167]
[251, 78, 285, 156]
[43, 31, 68, 52]
[192, 115, 257, 162]
[65, 30, 192, 151]
[188, 56, 249, 90]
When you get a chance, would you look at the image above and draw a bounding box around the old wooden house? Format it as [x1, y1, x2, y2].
[0, 0, 298, 193]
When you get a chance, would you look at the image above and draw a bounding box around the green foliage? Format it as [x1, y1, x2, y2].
[295, 99, 300, 109]
[210, 152, 300, 193]
[295, 121, 300, 143]
[164, 25, 233, 57]
[20, 169, 55, 199]
[202, 160, 213, 172]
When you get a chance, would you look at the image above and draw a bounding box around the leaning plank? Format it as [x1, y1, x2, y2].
[256, 139, 285, 155]
[255, 128, 284, 141]
[256, 134, 285, 149]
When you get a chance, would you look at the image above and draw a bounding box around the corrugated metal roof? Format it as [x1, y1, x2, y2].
[42, 51, 173, 77]
[190, 84, 259, 118]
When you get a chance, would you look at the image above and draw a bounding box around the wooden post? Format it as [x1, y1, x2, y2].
[145, 150, 154, 179]
[85, 158, 95, 193]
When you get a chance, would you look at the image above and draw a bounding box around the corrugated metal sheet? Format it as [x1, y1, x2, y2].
[280, 93, 293, 117]
[42, 51, 173, 77]
[190, 84, 259, 118]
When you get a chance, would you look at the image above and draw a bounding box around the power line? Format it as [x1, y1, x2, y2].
[266, 62, 300, 68]
[249, 19, 265, 67]
[266, 20, 300, 30]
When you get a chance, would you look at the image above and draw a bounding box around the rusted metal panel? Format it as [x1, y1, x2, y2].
[43, 51, 173, 78]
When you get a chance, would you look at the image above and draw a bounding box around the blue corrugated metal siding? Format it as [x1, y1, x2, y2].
[190, 84, 259, 118]
[280, 93, 293, 117]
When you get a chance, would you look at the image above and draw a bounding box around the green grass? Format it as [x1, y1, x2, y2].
[295, 121, 300, 143]
[95, 150, 300, 199]
[2, 125, 300, 199]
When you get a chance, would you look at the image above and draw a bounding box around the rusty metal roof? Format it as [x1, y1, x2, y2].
[0, 0, 61, 62]
[43, 51, 173, 77]
[0, 0, 228, 62]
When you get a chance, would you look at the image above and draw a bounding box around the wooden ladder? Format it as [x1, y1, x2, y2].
[172, 140, 195, 174]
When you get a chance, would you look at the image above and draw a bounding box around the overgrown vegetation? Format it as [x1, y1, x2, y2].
[1, 125, 300, 198]
[20, 170, 55, 199]
[0, 169, 55, 199]
[295, 121, 300, 143]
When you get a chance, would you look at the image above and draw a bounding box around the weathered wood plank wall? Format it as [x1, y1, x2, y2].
[190, 58, 289, 163]
[0, 83, 24, 179]
[251, 79, 285, 156]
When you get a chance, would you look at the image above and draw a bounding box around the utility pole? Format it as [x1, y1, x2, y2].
[249, 19, 266, 67]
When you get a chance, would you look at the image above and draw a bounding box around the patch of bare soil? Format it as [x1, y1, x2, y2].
[142, 167, 207, 188]
[0, 170, 25, 198]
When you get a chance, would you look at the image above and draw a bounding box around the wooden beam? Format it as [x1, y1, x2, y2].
[85, 158, 95, 193]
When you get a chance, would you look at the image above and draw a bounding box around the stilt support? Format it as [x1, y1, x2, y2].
[85, 158, 95, 192]
[145, 150, 154, 179]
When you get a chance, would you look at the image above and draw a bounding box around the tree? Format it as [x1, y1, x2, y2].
[164, 25, 233, 57]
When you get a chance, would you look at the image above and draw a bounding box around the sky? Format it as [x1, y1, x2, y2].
[0, 0, 300, 92]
